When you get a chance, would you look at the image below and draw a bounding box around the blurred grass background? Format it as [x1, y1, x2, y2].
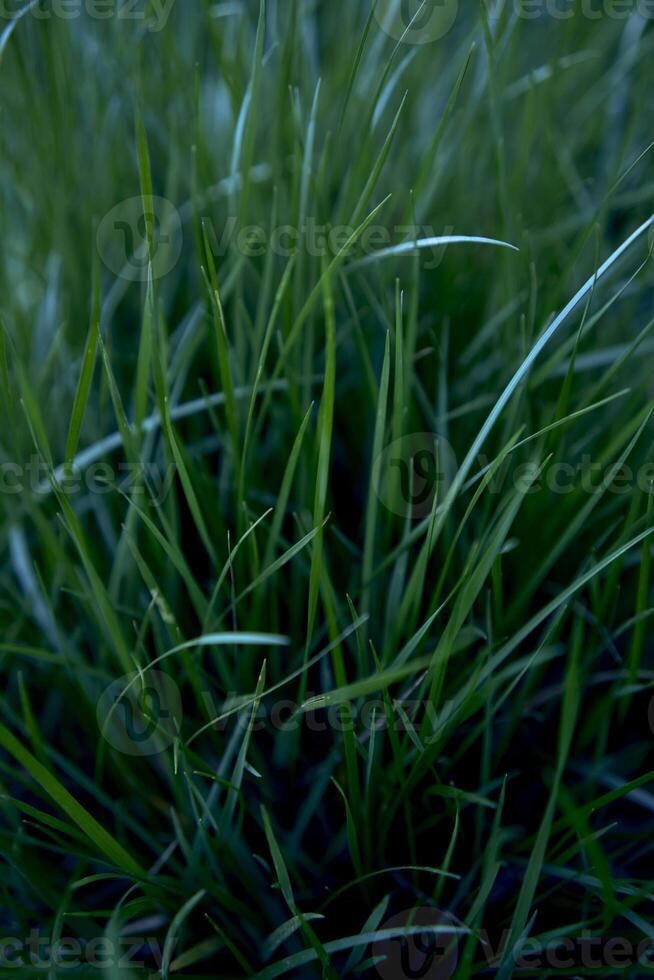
[1, 1, 654, 976]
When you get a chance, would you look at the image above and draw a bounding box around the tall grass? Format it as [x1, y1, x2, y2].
[1, 1, 654, 976]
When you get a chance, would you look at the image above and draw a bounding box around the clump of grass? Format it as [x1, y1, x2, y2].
[1, 2, 654, 977]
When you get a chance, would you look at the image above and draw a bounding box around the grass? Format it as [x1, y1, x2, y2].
[1, 0, 654, 976]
